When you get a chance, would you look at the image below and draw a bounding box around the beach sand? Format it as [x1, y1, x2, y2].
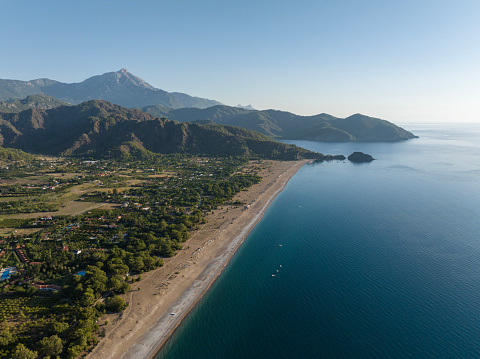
[87, 160, 306, 359]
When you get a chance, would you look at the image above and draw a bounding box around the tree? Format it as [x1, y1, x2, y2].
[38, 334, 63, 356]
[119, 282, 130, 294]
[11, 343, 38, 359]
[52, 321, 70, 334]
[107, 276, 123, 292]
[80, 290, 96, 307]
[67, 344, 84, 359]
[84, 266, 107, 295]
[105, 295, 128, 312]
[0, 329, 13, 346]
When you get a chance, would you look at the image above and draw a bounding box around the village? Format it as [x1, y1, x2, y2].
[0, 153, 265, 358]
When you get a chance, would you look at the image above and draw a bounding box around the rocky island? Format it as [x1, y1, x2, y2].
[347, 152, 375, 163]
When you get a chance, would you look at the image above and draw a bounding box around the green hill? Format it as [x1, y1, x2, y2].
[0, 146, 34, 162]
[0, 94, 71, 113]
[0, 71, 417, 143]
[141, 105, 417, 142]
[0, 100, 326, 161]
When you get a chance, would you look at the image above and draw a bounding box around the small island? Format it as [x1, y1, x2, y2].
[347, 152, 375, 163]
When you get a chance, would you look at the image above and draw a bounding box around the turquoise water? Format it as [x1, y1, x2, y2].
[157, 124, 480, 358]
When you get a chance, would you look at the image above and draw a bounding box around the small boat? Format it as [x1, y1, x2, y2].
[279, 245, 283, 247]
[279, 265, 282, 267]
[272, 275, 275, 277]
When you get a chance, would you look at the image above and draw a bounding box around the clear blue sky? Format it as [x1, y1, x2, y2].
[1, 0, 479, 123]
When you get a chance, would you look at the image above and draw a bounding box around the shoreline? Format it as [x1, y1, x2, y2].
[141, 160, 304, 359]
[87, 160, 306, 359]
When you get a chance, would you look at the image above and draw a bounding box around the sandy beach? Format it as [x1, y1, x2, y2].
[87, 160, 306, 359]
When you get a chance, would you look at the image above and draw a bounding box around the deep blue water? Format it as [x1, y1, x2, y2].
[157, 124, 480, 359]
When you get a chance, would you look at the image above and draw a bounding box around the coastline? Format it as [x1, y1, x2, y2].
[87, 160, 306, 359]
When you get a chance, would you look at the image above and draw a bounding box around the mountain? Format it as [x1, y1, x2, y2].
[236, 104, 256, 110]
[0, 70, 416, 142]
[0, 100, 327, 161]
[0, 69, 222, 109]
[0, 94, 71, 113]
[141, 105, 417, 142]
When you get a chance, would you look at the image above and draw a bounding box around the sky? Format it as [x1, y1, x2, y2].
[1, 0, 479, 123]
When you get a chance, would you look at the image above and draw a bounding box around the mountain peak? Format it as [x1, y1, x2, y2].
[118, 68, 130, 75]
[236, 104, 256, 110]
[0, 71, 221, 109]
[98, 69, 157, 91]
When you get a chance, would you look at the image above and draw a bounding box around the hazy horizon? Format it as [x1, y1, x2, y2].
[2, 0, 479, 123]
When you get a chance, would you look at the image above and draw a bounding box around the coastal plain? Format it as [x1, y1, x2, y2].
[87, 160, 306, 359]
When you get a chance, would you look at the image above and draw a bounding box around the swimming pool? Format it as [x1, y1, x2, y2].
[0, 270, 9, 279]
[0, 267, 15, 280]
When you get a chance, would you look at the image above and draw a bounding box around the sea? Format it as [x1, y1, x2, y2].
[156, 123, 480, 359]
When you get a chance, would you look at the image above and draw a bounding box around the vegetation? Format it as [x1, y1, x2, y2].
[0, 100, 322, 160]
[0, 75, 355, 358]
[0, 94, 70, 113]
[142, 104, 417, 142]
[0, 68, 416, 143]
[0, 152, 270, 357]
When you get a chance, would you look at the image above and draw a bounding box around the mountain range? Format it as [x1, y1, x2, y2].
[0, 69, 417, 142]
[0, 69, 221, 109]
[141, 105, 417, 142]
[0, 100, 328, 161]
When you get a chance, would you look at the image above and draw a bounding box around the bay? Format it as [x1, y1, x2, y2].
[156, 123, 480, 358]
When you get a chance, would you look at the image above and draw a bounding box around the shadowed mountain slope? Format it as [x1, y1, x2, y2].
[0, 69, 416, 142]
[142, 105, 417, 142]
[0, 100, 326, 160]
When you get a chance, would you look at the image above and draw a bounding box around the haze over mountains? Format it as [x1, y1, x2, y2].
[0, 69, 221, 109]
[0, 69, 417, 144]
[142, 105, 416, 142]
